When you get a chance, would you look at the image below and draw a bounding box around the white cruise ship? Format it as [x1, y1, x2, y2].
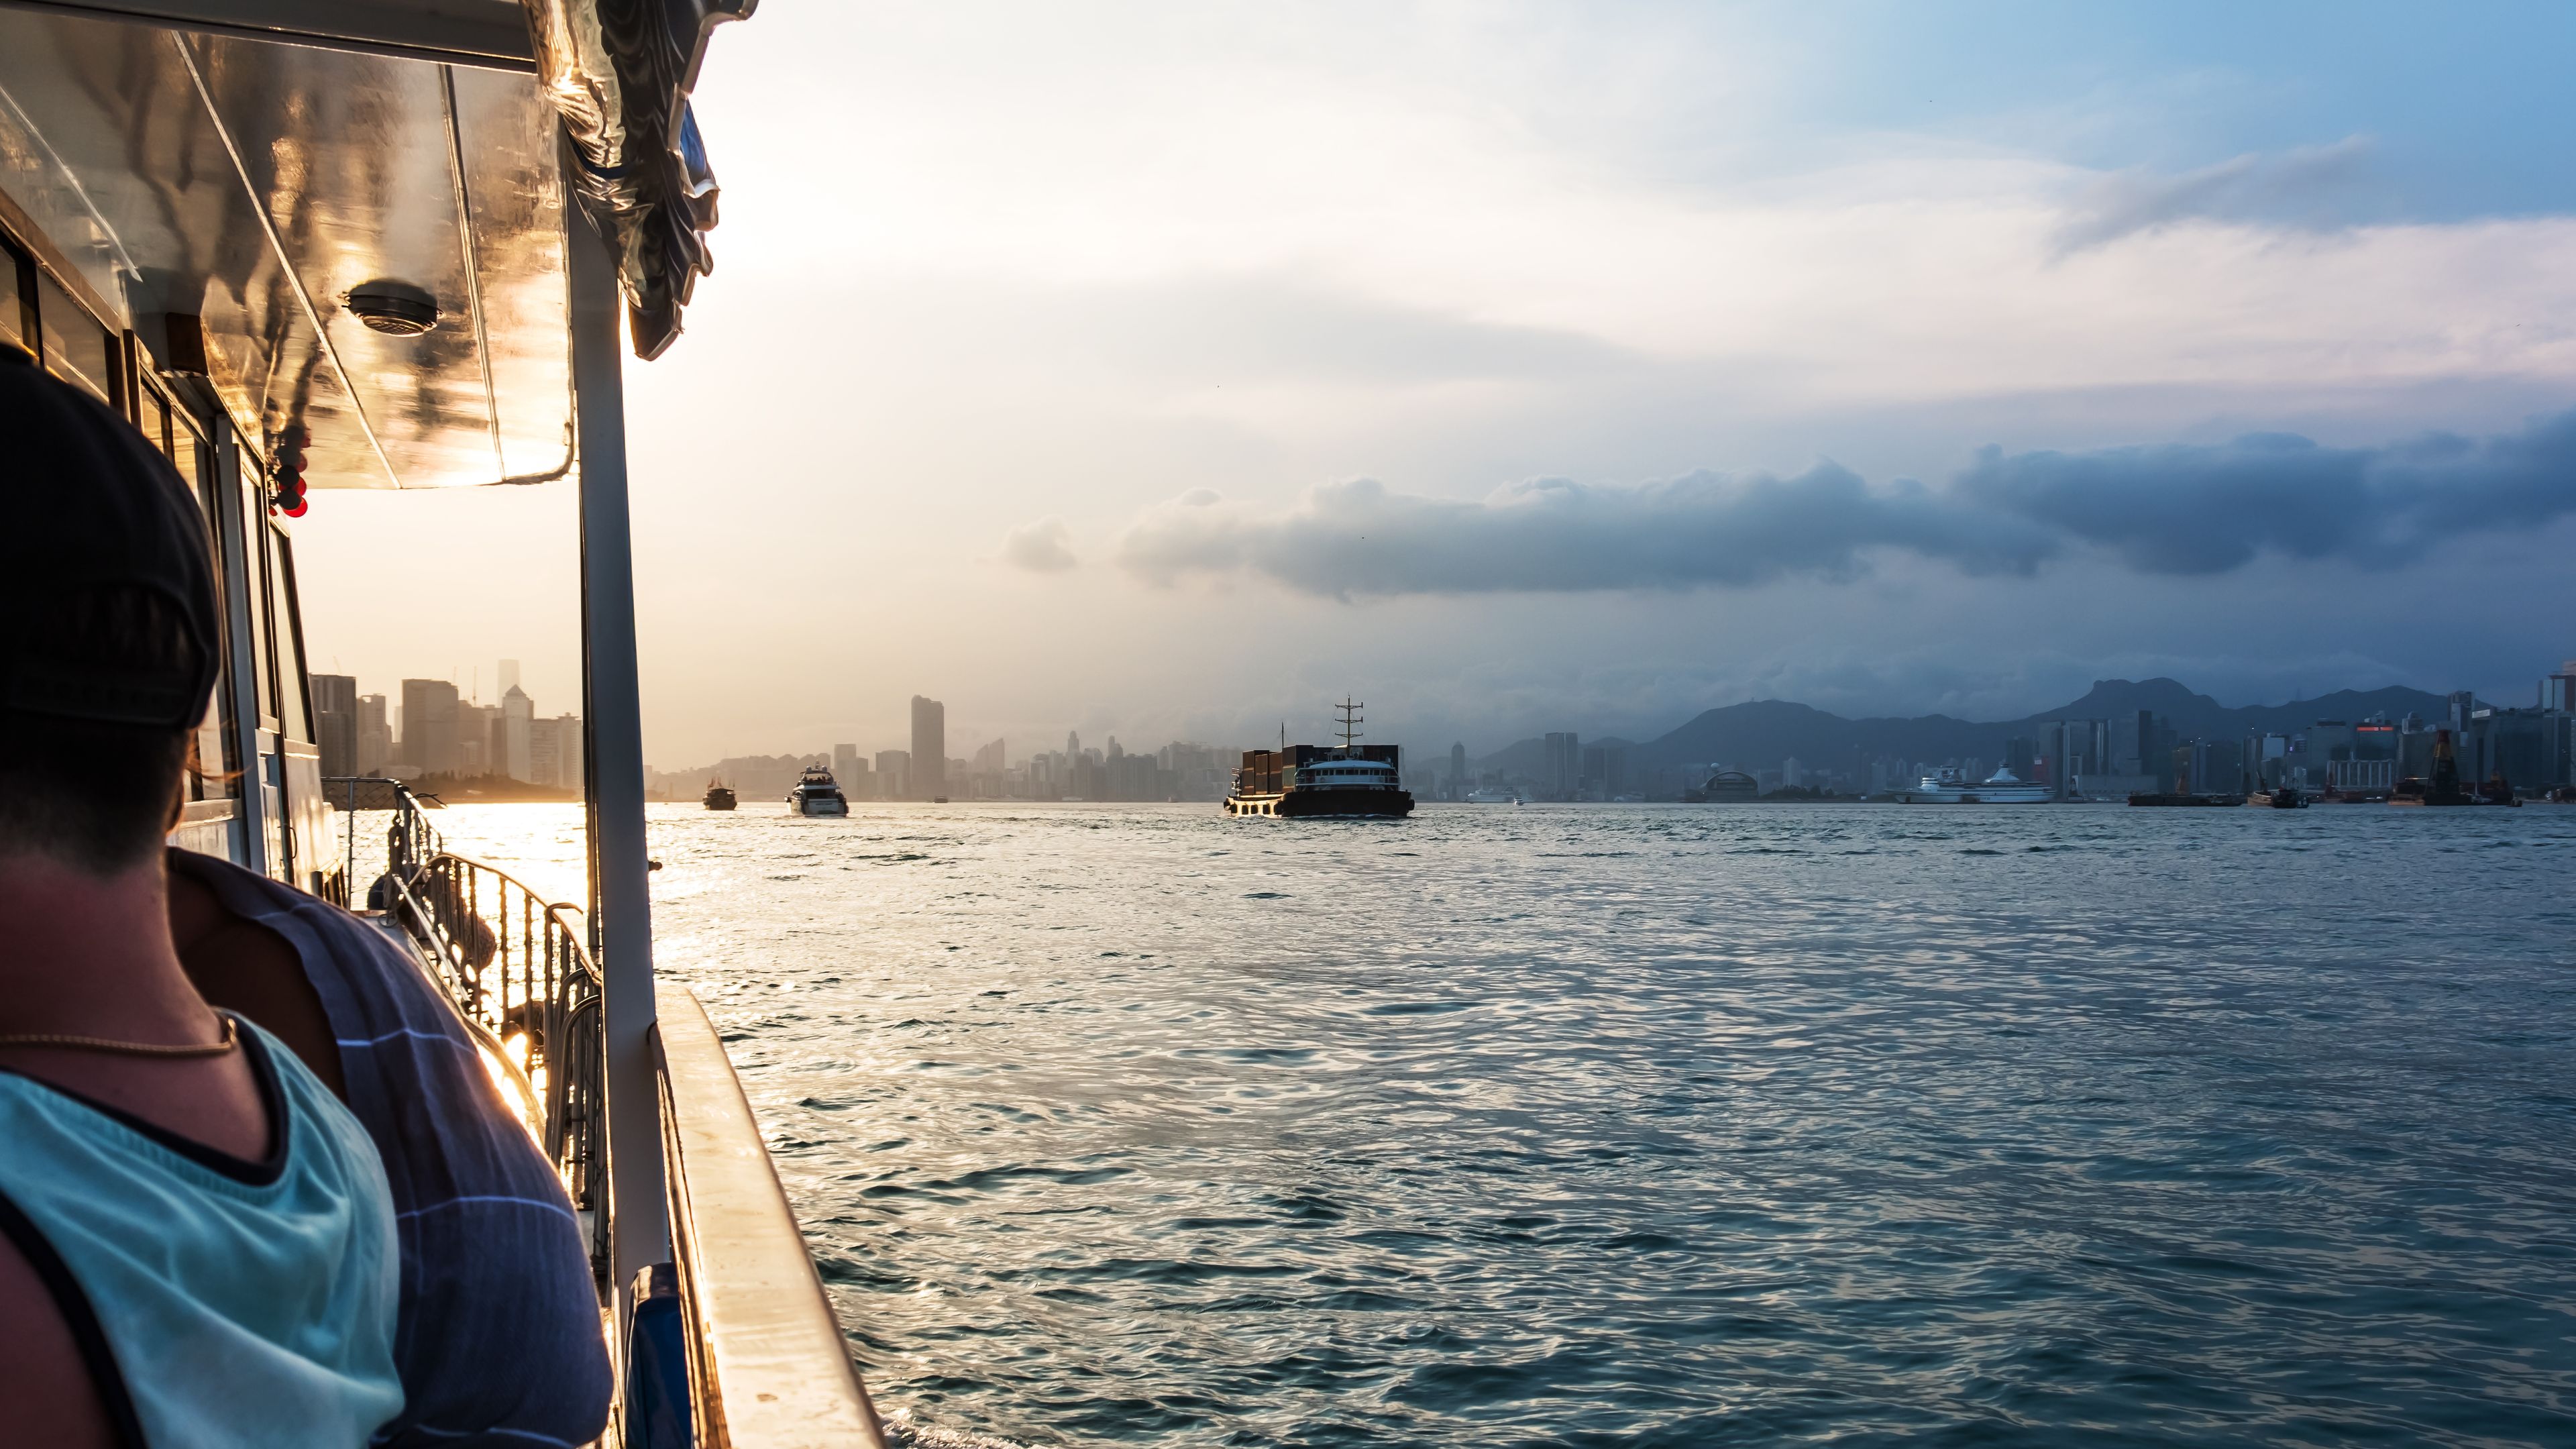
[1896, 765, 2053, 804]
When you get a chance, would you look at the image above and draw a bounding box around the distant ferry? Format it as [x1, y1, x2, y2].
[1228, 698, 1415, 819]
[1463, 786, 1519, 804]
[787, 765, 850, 817]
[704, 779, 737, 811]
[1896, 765, 2052, 804]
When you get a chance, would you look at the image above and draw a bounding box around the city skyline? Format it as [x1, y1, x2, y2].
[286, 3, 2576, 767]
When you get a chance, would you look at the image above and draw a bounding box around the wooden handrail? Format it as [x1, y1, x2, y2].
[653, 983, 885, 1448]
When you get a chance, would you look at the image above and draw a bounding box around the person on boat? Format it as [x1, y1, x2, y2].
[162, 847, 614, 1448]
[0, 344, 403, 1446]
[150, 535, 612, 1420]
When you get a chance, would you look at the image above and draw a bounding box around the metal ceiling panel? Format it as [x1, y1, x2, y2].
[0, 8, 570, 487]
[0, 1, 536, 70]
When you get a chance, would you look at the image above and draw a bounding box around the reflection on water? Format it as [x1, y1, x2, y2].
[423, 801, 2576, 1448]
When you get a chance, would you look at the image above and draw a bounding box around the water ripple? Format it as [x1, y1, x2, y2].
[425, 801, 2576, 1448]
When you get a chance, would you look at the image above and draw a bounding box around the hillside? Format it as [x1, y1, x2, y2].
[1478, 678, 2458, 776]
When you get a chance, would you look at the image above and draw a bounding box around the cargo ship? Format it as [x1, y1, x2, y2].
[1228, 699, 1415, 818]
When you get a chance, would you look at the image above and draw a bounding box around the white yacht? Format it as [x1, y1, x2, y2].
[1897, 765, 2053, 804]
[788, 765, 851, 817]
[1463, 786, 1520, 804]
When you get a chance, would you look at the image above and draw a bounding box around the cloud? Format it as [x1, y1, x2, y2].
[1955, 411, 2576, 574]
[2053, 138, 2377, 253]
[1115, 467, 2058, 596]
[1003, 519, 1079, 574]
[1105, 409, 2576, 596]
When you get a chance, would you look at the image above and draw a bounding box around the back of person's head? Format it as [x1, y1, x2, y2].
[0, 345, 223, 877]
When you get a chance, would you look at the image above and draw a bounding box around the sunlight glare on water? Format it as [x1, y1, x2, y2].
[422, 800, 2576, 1448]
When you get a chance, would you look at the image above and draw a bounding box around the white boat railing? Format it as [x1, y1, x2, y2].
[654, 983, 888, 1448]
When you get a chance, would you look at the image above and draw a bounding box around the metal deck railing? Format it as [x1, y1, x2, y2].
[344, 775, 884, 1445]
[339, 777, 611, 1282]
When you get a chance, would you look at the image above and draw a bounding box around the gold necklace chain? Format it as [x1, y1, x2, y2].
[0, 1014, 239, 1059]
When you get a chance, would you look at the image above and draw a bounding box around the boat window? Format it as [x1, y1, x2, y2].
[238, 453, 278, 732]
[167, 404, 203, 500]
[268, 526, 313, 744]
[34, 268, 115, 405]
[158, 401, 233, 802]
[0, 239, 27, 356]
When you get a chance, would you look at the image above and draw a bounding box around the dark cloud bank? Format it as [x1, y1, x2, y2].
[1098, 410, 2576, 598]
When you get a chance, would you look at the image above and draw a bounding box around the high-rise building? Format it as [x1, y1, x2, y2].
[555, 714, 584, 790]
[311, 673, 358, 777]
[356, 693, 391, 774]
[2545, 661, 2576, 714]
[400, 679, 460, 775]
[911, 695, 946, 800]
[875, 749, 911, 800]
[1448, 742, 1466, 796]
[456, 702, 500, 775]
[1543, 731, 1578, 800]
[833, 743, 859, 786]
[502, 686, 535, 781]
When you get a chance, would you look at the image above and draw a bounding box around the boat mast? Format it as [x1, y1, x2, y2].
[1334, 696, 1364, 751]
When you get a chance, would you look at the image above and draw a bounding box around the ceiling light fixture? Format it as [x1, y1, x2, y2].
[345, 280, 439, 336]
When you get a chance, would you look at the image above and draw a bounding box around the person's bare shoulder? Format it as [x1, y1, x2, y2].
[0, 1220, 116, 1448]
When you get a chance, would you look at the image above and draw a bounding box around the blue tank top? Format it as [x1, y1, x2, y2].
[167, 849, 614, 1447]
[0, 1018, 403, 1448]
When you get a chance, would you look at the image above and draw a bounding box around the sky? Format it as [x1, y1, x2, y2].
[291, 1, 2576, 767]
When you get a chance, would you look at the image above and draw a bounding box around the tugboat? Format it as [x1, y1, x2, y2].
[703, 778, 737, 811]
[1227, 699, 1415, 818]
[787, 764, 850, 817]
[2245, 786, 2308, 808]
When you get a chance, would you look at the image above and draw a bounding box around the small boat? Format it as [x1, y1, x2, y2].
[1463, 786, 1519, 804]
[1897, 765, 2051, 804]
[703, 779, 737, 811]
[2245, 788, 2308, 808]
[787, 765, 849, 818]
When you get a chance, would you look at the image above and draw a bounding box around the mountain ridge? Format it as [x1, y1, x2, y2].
[1474, 677, 2458, 776]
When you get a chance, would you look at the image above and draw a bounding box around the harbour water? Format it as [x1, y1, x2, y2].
[425, 801, 2576, 1447]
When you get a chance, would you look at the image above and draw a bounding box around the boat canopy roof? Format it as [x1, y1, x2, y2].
[0, 0, 747, 489]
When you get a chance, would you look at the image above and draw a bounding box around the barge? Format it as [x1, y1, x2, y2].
[1228, 698, 1415, 818]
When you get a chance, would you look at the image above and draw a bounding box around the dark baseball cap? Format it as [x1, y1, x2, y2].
[0, 342, 223, 729]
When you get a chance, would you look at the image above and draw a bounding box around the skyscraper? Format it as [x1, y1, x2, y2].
[1543, 731, 1579, 800]
[311, 673, 358, 777]
[400, 678, 460, 775]
[357, 694, 391, 774]
[833, 742, 859, 787]
[1448, 741, 1466, 796]
[456, 702, 501, 775]
[875, 749, 911, 800]
[912, 695, 946, 800]
[502, 685, 535, 781]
